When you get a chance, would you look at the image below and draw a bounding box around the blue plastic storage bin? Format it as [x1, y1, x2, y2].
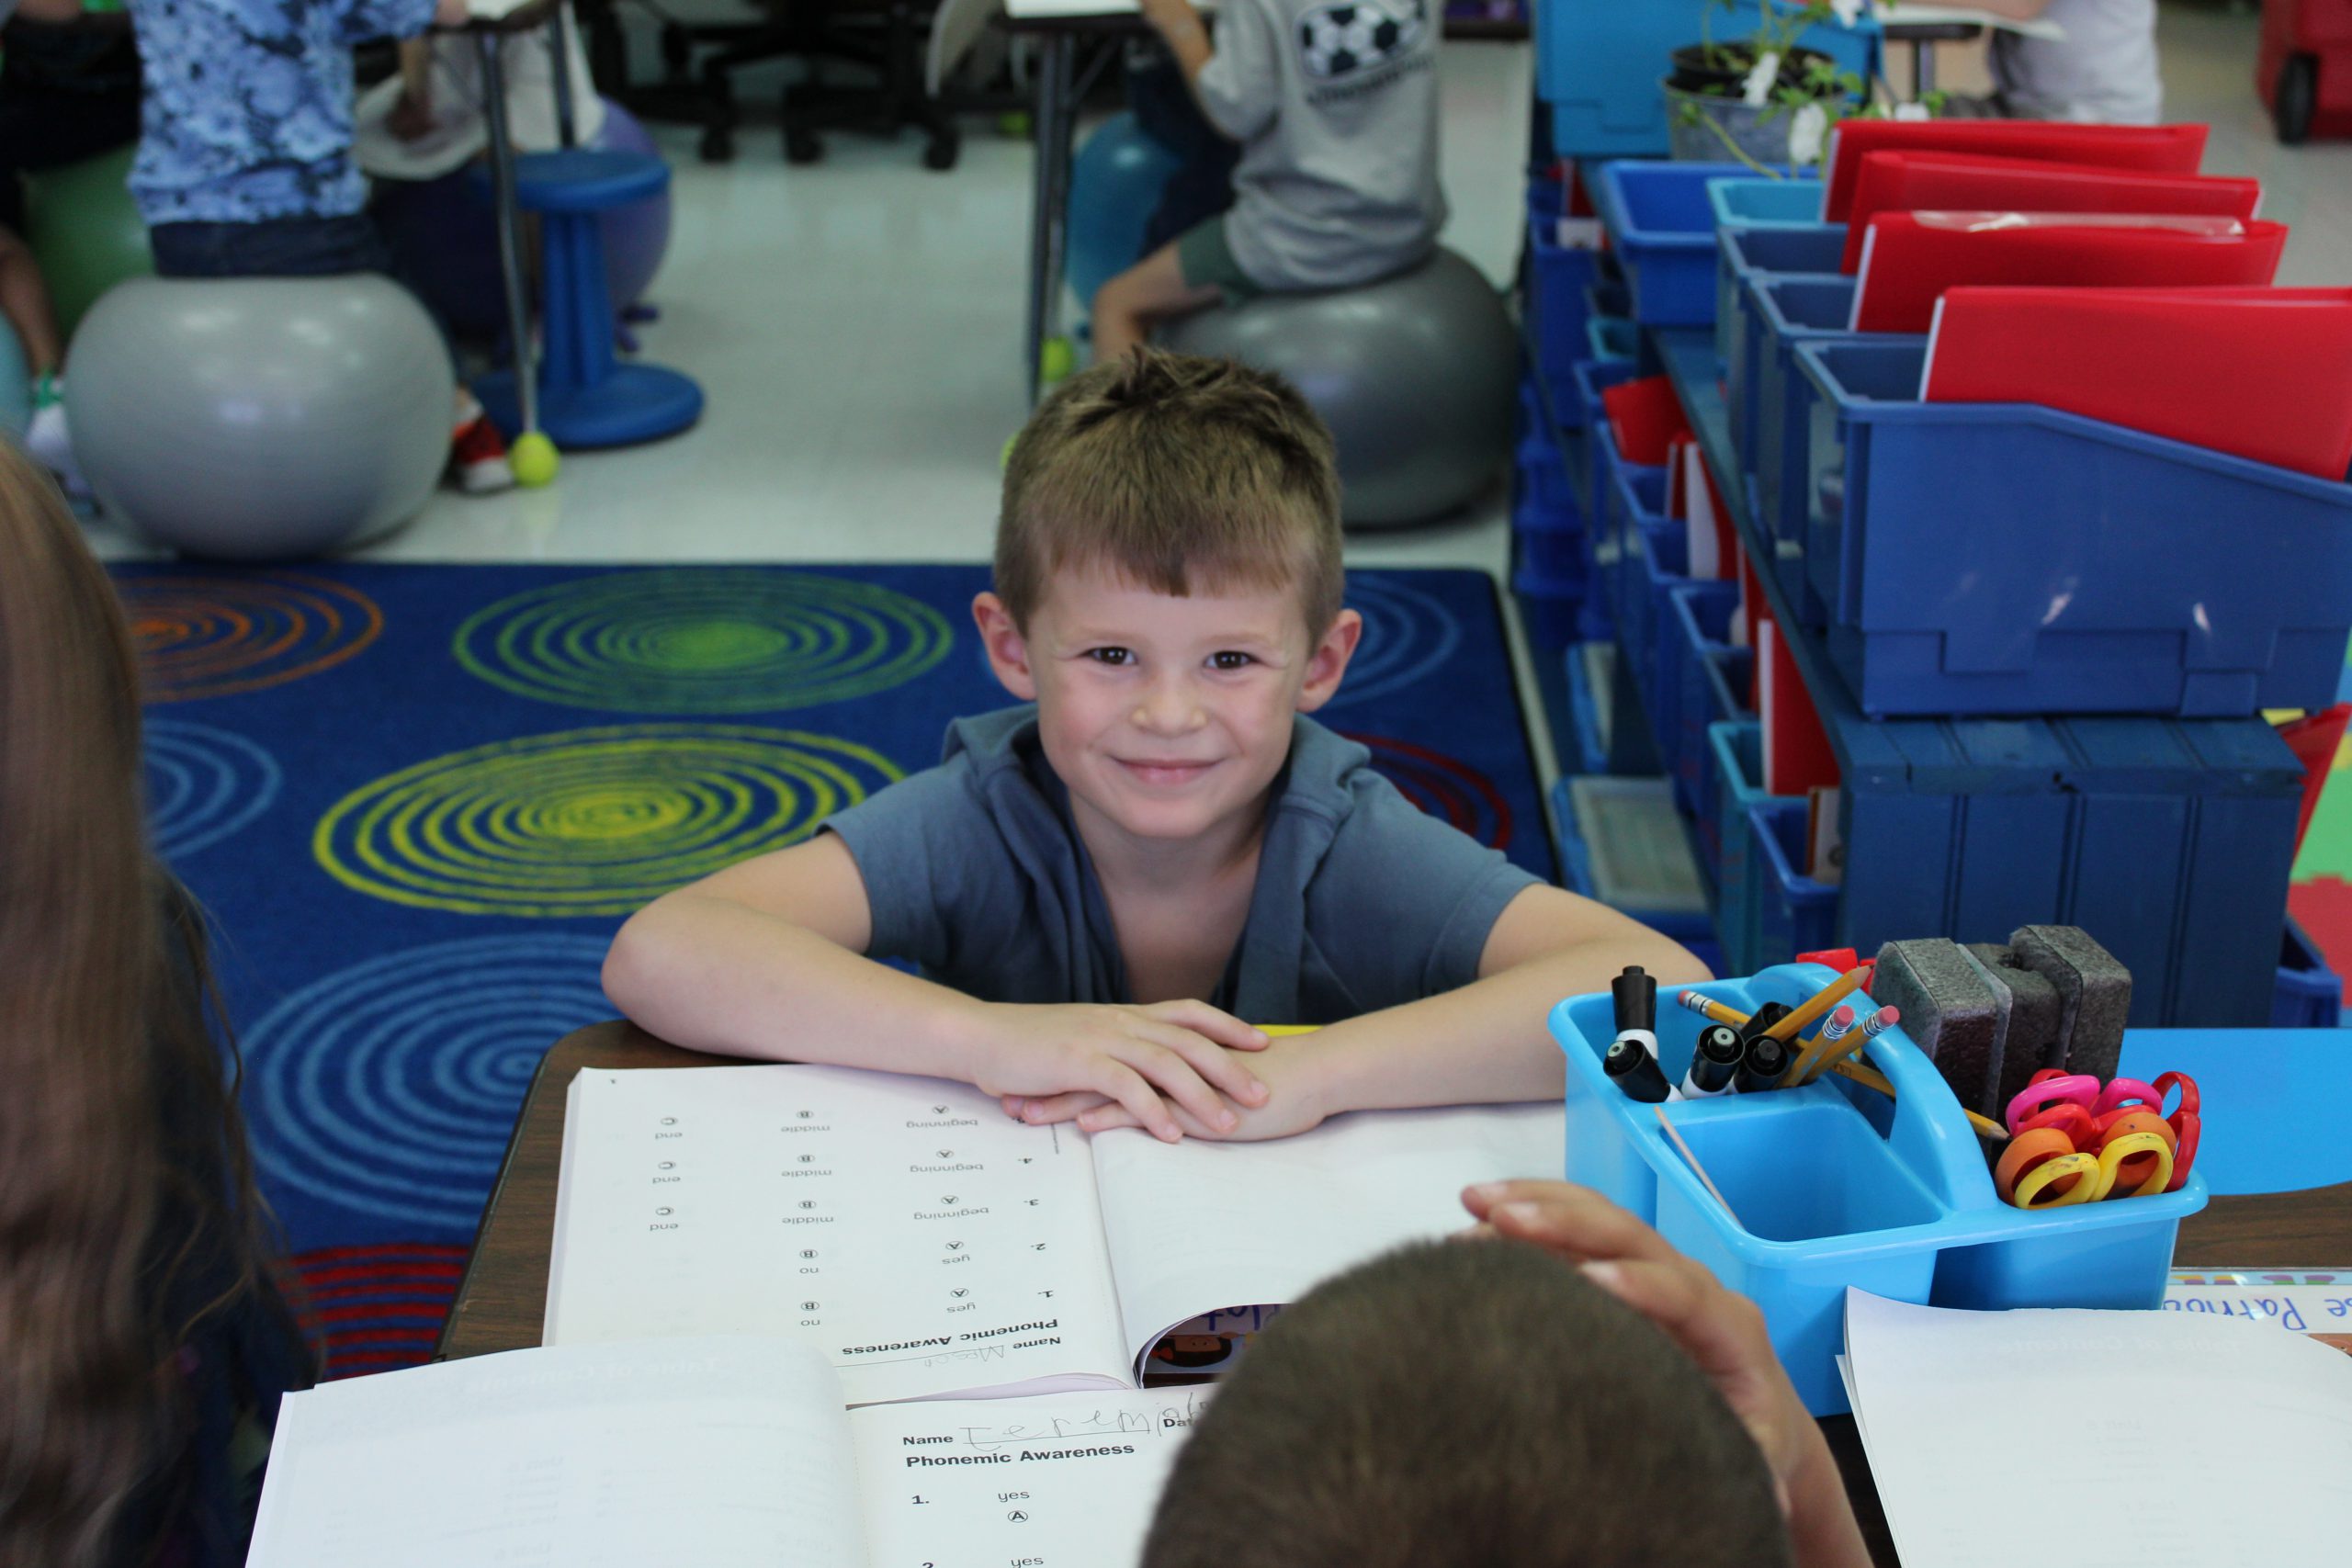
[1665, 584, 1748, 827]
[1554, 962, 2208, 1415]
[1538, 1, 1881, 158]
[1707, 176, 1827, 231]
[1587, 315, 1642, 363]
[1746, 797, 1838, 968]
[1656, 327, 2308, 1027]
[1514, 565, 1589, 649]
[1716, 221, 1846, 389]
[1526, 181, 1605, 423]
[2274, 918, 2344, 1028]
[1604, 442, 1673, 701]
[1550, 775, 1713, 947]
[1792, 338, 2352, 717]
[1708, 720, 1772, 955]
[1557, 643, 1614, 778]
[1596, 161, 1758, 327]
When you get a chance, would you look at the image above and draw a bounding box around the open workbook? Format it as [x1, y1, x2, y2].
[248, 1336, 1202, 1568]
[548, 1064, 1563, 1404]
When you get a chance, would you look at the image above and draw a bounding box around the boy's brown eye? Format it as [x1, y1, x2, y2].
[1089, 648, 1132, 666]
[1210, 651, 1254, 671]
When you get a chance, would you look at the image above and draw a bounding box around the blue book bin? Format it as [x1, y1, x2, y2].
[1555, 964, 2209, 1416]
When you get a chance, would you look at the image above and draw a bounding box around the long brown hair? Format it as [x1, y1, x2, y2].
[0, 445, 294, 1567]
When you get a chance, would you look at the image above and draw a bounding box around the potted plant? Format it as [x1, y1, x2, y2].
[1664, 0, 1928, 171]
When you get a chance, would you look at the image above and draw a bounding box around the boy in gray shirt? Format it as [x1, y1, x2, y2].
[1091, 0, 1447, 360]
[605, 351, 1702, 1145]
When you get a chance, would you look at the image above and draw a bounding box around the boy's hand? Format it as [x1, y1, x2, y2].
[1460, 1182, 1870, 1567]
[974, 1000, 1270, 1144]
[1010, 1032, 1330, 1143]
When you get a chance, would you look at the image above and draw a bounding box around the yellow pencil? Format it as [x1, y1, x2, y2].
[1826, 1059, 2009, 1142]
[1675, 990, 1751, 1030]
[1766, 964, 1873, 1045]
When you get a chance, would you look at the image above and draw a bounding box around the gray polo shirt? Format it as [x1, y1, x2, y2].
[824, 705, 1537, 1024]
[1192, 0, 1447, 291]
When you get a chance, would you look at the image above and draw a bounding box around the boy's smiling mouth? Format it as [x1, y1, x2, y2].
[1116, 757, 1221, 784]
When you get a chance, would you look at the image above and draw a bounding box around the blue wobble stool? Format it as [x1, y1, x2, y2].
[474, 149, 703, 449]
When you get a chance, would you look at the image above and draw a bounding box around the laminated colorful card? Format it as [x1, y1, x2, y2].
[1822, 119, 2209, 220]
[1920, 285, 2352, 478]
[1849, 212, 2287, 333]
[1839, 152, 2262, 272]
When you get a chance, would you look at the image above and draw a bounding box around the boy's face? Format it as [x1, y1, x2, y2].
[975, 566, 1362, 852]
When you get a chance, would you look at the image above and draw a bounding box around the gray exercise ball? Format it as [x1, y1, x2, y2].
[1162, 248, 1519, 527]
[68, 275, 455, 559]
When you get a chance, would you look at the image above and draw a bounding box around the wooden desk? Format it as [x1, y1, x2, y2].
[439, 1023, 2352, 1565]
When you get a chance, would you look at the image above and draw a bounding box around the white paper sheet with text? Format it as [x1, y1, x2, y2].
[851, 1388, 1209, 1568]
[247, 1337, 865, 1568]
[546, 1066, 1133, 1404]
[1843, 1291, 2352, 1568]
[1090, 1100, 1565, 1371]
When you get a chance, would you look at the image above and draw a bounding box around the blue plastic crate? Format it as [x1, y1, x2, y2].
[1657, 327, 2308, 1028]
[1717, 221, 1846, 387]
[1555, 964, 2207, 1416]
[1746, 797, 1839, 969]
[1665, 583, 1747, 825]
[1515, 425, 1577, 522]
[1596, 161, 1756, 327]
[1793, 338, 2352, 718]
[1707, 720, 1771, 952]
[1603, 439, 1673, 697]
[1707, 175, 1827, 231]
[1526, 183, 1605, 422]
[2275, 918, 2343, 1028]
[1633, 517, 1704, 782]
[1515, 565, 1589, 649]
[1557, 643, 1614, 777]
[1587, 315, 1642, 363]
[1550, 774, 1713, 946]
[1538, 0, 1882, 158]
[1514, 510, 1586, 586]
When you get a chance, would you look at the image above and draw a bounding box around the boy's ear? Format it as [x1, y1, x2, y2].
[1295, 608, 1363, 714]
[972, 592, 1039, 702]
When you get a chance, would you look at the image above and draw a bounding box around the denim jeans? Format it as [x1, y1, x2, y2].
[148, 213, 393, 280]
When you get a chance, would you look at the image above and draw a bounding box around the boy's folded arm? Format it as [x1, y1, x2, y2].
[1302, 885, 1713, 1116]
[602, 836, 1269, 1140]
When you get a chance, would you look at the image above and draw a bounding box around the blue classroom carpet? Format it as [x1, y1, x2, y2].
[115, 562, 1551, 1375]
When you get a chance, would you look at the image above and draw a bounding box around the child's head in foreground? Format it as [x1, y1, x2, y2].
[980, 350, 1365, 844]
[1141, 1238, 1794, 1568]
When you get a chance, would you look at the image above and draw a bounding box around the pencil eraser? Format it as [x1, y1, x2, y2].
[2008, 925, 2132, 1085]
[1964, 942, 2064, 1115]
[1871, 939, 2001, 1112]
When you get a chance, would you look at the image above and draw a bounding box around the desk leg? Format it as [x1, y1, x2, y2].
[1024, 31, 1077, 403]
[479, 33, 541, 439]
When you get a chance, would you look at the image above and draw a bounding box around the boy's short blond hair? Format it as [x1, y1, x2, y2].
[997, 349, 1344, 639]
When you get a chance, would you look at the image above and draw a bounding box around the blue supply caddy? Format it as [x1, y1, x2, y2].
[1555, 963, 2209, 1416]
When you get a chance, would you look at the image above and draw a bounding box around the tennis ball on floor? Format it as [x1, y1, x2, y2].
[511, 431, 560, 488]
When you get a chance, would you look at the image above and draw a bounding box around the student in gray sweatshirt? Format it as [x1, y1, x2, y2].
[1092, 0, 1446, 361]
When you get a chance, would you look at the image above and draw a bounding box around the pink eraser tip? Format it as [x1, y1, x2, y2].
[1829, 1004, 1856, 1024]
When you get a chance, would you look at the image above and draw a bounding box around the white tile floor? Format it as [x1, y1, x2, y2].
[82, 6, 2352, 668]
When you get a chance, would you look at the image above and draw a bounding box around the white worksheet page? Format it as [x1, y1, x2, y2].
[1089, 1100, 1565, 1371]
[545, 1066, 1134, 1404]
[1843, 1291, 2352, 1567]
[852, 1388, 1209, 1568]
[247, 1337, 866, 1568]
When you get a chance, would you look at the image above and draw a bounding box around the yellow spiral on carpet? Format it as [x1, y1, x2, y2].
[312, 725, 902, 916]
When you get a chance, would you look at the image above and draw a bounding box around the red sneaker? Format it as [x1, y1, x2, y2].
[449, 412, 515, 494]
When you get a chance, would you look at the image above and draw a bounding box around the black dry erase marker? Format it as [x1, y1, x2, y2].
[1733, 1034, 1792, 1094]
[1681, 1023, 1745, 1099]
[1611, 964, 1659, 1062]
[1603, 1034, 1675, 1103]
[1736, 1000, 1792, 1047]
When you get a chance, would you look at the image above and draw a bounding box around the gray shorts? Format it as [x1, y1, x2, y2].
[1173, 216, 1262, 301]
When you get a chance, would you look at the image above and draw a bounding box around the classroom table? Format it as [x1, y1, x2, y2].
[438, 1021, 2352, 1567]
[996, 6, 1525, 404]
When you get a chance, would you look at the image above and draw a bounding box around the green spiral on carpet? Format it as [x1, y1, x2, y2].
[452, 570, 955, 713]
[312, 725, 902, 916]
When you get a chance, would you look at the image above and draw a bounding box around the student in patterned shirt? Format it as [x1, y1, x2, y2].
[124, 0, 517, 491]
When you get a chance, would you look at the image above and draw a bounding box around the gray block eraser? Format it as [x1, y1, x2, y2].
[2008, 925, 2132, 1085]
[1964, 943, 2064, 1118]
[1871, 939, 2001, 1112]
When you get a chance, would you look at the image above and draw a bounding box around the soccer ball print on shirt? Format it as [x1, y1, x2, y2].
[1296, 0, 1428, 81]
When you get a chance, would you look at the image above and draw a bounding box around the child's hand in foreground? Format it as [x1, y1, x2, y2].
[1004, 1031, 1329, 1143]
[975, 999, 1271, 1144]
[1460, 1181, 1871, 1568]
